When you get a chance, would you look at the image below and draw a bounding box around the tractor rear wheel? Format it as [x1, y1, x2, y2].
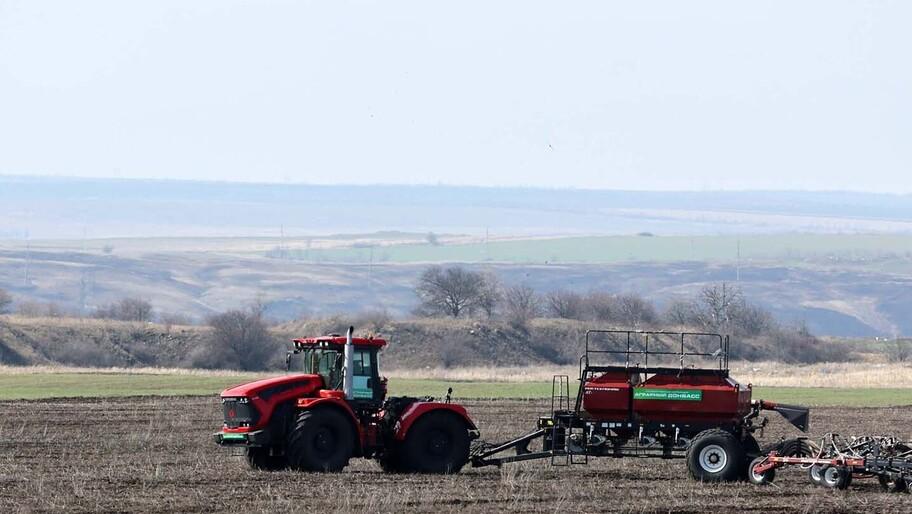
[686, 429, 745, 482]
[398, 412, 469, 474]
[245, 447, 288, 471]
[286, 408, 354, 472]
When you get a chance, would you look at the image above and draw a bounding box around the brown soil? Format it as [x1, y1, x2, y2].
[0, 397, 909, 513]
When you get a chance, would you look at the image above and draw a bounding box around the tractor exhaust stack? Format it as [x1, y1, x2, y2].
[343, 326, 354, 399]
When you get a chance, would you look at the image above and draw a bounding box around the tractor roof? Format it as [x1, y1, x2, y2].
[292, 335, 387, 349]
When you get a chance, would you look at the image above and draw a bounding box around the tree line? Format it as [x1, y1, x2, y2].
[416, 265, 770, 336]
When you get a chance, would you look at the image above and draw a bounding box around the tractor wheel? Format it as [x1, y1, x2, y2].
[245, 447, 288, 471]
[378, 449, 403, 473]
[686, 429, 745, 482]
[822, 466, 851, 490]
[398, 412, 470, 474]
[809, 465, 825, 486]
[286, 408, 354, 472]
[747, 456, 776, 486]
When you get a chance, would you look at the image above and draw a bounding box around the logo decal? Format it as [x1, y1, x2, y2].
[633, 388, 702, 401]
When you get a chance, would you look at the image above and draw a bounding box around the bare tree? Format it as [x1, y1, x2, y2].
[17, 301, 66, 318]
[477, 272, 502, 319]
[889, 338, 912, 363]
[695, 283, 744, 332]
[159, 311, 194, 328]
[0, 288, 13, 314]
[735, 304, 774, 336]
[614, 293, 657, 327]
[94, 297, 154, 322]
[663, 299, 695, 326]
[503, 285, 541, 327]
[204, 304, 278, 371]
[415, 266, 493, 318]
[545, 290, 584, 319]
[584, 291, 615, 322]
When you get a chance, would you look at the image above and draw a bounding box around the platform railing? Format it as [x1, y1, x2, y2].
[583, 329, 729, 372]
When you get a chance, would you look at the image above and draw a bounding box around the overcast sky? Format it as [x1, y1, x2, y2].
[1, 1, 909, 192]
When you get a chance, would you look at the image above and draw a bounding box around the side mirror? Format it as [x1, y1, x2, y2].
[285, 351, 292, 372]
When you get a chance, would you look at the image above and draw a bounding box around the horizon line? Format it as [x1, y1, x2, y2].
[1, 173, 909, 197]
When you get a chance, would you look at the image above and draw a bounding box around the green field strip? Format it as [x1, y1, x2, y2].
[295, 234, 912, 264]
[0, 373, 910, 407]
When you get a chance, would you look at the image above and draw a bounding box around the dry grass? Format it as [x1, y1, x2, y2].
[731, 361, 912, 388]
[386, 361, 912, 388]
[0, 364, 269, 378]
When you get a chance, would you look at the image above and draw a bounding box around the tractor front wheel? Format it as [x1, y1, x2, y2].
[397, 412, 469, 474]
[685, 429, 745, 482]
[286, 408, 354, 472]
[245, 447, 288, 471]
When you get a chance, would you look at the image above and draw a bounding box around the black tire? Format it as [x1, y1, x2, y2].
[740, 435, 762, 480]
[822, 466, 851, 490]
[765, 438, 815, 458]
[686, 429, 746, 482]
[245, 447, 288, 471]
[378, 448, 403, 473]
[747, 456, 776, 486]
[878, 473, 908, 493]
[398, 412, 470, 474]
[286, 408, 354, 472]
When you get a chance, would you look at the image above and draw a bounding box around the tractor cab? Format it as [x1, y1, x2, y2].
[288, 335, 388, 406]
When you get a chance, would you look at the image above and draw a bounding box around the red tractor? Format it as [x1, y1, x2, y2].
[472, 330, 811, 482]
[214, 327, 477, 473]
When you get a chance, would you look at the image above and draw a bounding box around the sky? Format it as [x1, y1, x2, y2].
[0, 0, 909, 192]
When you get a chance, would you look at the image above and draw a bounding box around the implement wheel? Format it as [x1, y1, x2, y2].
[878, 473, 908, 493]
[747, 456, 776, 486]
[822, 466, 851, 490]
[245, 447, 288, 471]
[686, 429, 745, 483]
[809, 465, 825, 486]
[398, 412, 469, 474]
[286, 408, 354, 472]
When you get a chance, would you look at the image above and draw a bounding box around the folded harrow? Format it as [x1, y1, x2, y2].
[749, 434, 912, 493]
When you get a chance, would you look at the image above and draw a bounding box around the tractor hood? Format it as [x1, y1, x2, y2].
[221, 374, 322, 399]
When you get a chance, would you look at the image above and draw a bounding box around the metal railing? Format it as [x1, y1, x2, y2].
[583, 329, 729, 372]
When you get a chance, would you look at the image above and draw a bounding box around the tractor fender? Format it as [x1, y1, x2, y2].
[296, 396, 363, 450]
[393, 402, 477, 441]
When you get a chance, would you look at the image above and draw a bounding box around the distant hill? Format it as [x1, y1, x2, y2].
[2, 175, 911, 239]
[2, 176, 911, 338]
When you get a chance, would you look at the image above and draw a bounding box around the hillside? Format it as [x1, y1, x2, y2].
[0, 315, 853, 371]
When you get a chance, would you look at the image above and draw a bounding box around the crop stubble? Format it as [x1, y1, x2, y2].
[0, 397, 910, 513]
